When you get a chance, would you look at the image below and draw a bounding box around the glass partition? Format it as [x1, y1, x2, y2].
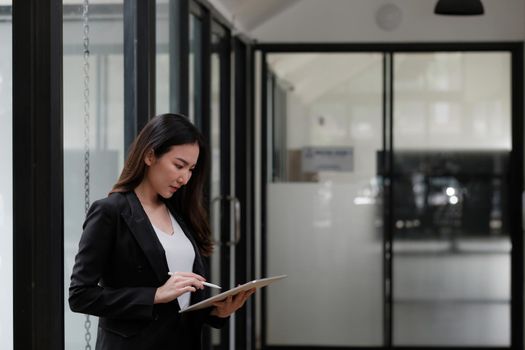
[63, 3, 125, 348]
[209, 29, 222, 347]
[392, 52, 511, 346]
[0, 4, 13, 350]
[156, 0, 169, 114]
[210, 30, 222, 298]
[264, 50, 515, 348]
[189, 14, 202, 125]
[266, 53, 384, 346]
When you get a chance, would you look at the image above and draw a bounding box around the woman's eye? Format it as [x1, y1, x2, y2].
[175, 164, 183, 169]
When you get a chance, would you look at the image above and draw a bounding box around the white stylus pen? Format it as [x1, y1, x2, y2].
[168, 272, 222, 289]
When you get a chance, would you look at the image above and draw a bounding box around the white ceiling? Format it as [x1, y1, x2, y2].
[267, 53, 382, 104]
[208, 0, 300, 33]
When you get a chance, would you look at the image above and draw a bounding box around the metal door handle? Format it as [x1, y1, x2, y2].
[211, 195, 242, 246]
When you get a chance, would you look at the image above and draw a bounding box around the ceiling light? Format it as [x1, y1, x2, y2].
[434, 0, 484, 15]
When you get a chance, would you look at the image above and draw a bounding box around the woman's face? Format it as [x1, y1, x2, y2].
[144, 142, 200, 198]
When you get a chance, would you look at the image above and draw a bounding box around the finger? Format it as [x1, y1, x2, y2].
[180, 277, 204, 290]
[231, 292, 247, 306]
[240, 293, 252, 305]
[180, 285, 196, 293]
[192, 278, 205, 290]
[239, 290, 255, 304]
[174, 271, 206, 281]
[212, 297, 228, 306]
[212, 301, 225, 307]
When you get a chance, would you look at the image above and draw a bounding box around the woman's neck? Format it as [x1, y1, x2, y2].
[134, 181, 162, 208]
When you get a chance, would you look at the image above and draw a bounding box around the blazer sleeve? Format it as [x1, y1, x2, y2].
[69, 198, 157, 320]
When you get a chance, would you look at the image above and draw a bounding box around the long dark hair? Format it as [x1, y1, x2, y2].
[111, 113, 212, 256]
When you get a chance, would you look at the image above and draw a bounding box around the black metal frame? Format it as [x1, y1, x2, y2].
[189, 6, 212, 350]
[124, 0, 156, 152]
[212, 18, 233, 350]
[13, 0, 64, 349]
[382, 52, 394, 348]
[260, 50, 269, 349]
[257, 42, 524, 350]
[233, 36, 257, 350]
[221, 26, 234, 350]
[509, 43, 524, 349]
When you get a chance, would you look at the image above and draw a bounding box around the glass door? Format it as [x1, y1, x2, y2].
[262, 48, 518, 349]
[264, 52, 385, 347]
[392, 52, 512, 346]
[209, 21, 237, 350]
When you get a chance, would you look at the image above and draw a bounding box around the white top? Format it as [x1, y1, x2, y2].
[152, 212, 195, 310]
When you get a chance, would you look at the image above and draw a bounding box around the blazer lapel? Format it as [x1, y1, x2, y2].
[121, 191, 169, 284]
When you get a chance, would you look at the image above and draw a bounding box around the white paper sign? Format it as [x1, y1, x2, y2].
[301, 146, 354, 172]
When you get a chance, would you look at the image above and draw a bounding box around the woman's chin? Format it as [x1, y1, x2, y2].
[160, 191, 175, 199]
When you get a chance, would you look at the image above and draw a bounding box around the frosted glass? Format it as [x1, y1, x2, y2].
[394, 53, 511, 151]
[392, 52, 512, 346]
[0, 12, 13, 350]
[267, 183, 383, 346]
[156, 0, 169, 114]
[266, 53, 384, 347]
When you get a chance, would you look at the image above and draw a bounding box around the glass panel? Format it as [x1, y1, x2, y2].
[63, 3, 125, 348]
[0, 4, 13, 350]
[210, 31, 222, 346]
[266, 53, 384, 346]
[392, 52, 511, 346]
[189, 14, 202, 124]
[156, 0, 169, 113]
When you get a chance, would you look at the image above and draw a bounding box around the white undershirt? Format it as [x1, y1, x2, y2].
[152, 212, 195, 310]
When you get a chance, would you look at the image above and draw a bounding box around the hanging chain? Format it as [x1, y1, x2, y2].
[82, 0, 90, 215]
[82, 1, 92, 349]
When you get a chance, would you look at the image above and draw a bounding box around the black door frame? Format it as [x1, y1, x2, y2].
[189, 2, 257, 350]
[13, 1, 64, 348]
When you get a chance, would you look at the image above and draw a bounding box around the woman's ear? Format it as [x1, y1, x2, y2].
[144, 149, 156, 166]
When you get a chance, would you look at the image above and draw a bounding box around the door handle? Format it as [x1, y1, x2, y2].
[211, 195, 242, 246]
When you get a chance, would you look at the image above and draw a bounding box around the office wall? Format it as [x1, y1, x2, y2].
[249, 0, 525, 43]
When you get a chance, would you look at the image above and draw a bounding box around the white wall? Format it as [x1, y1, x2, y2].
[249, 0, 525, 43]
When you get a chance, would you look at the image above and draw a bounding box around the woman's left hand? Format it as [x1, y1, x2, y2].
[210, 289, 255, 318]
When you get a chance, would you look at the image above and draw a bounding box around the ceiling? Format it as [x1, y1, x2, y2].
[208, 0, 300, 33]
[267, 53, 383, 105]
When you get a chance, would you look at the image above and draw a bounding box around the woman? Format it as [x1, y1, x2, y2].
[69, 113, 253, 349]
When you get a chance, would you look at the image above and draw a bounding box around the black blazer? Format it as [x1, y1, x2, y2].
[69, 191, 226, 350]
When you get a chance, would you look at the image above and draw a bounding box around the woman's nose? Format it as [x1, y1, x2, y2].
[178, 171, 190, 185]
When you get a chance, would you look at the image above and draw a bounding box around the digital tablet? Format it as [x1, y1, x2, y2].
[180, 275, 287, 313]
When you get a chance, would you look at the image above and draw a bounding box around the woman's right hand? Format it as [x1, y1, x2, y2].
[154, 271, 205, 304]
